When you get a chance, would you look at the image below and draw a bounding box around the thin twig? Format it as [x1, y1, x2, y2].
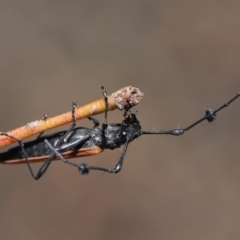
[0, 86, 143, 148]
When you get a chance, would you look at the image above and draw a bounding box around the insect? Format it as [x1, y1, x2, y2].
[0, 91, 239, 180]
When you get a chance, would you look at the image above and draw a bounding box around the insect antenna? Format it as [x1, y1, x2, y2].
[142, 92, 240, 136]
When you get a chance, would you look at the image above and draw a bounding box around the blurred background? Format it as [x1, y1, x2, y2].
[0, 1, 240, 239]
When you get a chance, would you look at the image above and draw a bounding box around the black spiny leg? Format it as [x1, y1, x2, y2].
[78, 140, 130, 174]
[42, 101, 92, 175]
[88, 116, 100, 128]
[0, 132, 36, 177]
[101, 86, 109, 126]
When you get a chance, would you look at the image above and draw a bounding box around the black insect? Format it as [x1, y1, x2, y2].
[0, 91, 239, 180]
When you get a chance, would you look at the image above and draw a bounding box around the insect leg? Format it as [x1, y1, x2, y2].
[83, 87, 108, 129]
[29, 101, 80, 179]
[44, 133, 130, 175]
[101, 86, 109, 125]
[0, 132, 49, 180]
[88, 117, 100, 128]
[44, 136, 90, 167]
[142, 92, 240, 136]
[44, 135, 91, 169]
[27, 130, 90, 179]
[77, 140, 130, 174]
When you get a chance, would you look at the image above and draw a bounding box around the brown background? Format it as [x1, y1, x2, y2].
[0, 1, 240, 240]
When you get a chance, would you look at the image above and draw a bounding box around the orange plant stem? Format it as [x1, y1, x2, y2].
[0, 86, 143, 148]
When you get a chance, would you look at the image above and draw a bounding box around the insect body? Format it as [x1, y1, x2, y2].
[0, 113, 143, 173]
[0, 114, 142, 162]
[0, 92, 239, 180]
